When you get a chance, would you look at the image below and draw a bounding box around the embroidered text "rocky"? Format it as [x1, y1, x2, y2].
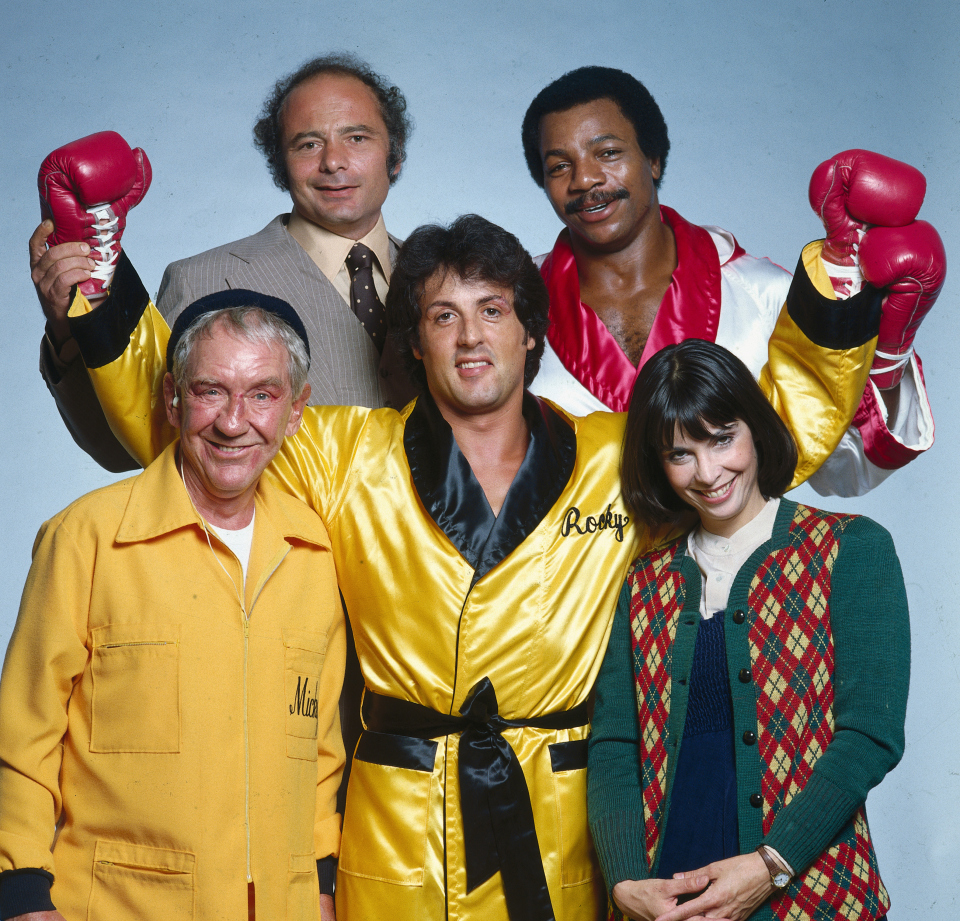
[561, 505, 629, 542]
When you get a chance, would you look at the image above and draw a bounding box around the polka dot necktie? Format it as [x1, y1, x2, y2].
[345, 242, 386, 354]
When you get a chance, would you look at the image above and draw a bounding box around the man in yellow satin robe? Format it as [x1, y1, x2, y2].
[60, 214, 878, 921]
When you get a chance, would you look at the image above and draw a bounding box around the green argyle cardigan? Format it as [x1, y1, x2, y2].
[588, 500, 910, 921]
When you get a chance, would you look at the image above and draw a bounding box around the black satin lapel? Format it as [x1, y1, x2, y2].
[404, 395, 495, 568]
[404, 394, 576, 579]
[473, 396, 577, 581]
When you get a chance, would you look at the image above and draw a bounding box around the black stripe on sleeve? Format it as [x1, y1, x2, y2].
[70, 251, 152, 369]
[785, 248, 883, 350]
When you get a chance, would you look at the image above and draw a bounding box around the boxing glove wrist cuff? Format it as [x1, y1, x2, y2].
[871, 348, 914, 372]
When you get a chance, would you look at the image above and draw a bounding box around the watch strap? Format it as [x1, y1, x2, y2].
[756, 845, 791, 889]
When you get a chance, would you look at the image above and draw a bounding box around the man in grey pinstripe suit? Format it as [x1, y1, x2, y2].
[32, 52, 417, 473]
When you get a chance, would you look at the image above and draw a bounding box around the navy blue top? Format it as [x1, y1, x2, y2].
[657, 613, 739, 880]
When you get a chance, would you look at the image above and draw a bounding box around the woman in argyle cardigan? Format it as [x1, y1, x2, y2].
[588, 340, 909, 921]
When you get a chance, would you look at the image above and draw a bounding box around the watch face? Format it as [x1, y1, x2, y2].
[773, 871, 791, 889]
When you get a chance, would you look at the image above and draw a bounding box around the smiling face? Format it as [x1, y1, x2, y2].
[661, 419, 766, 537]
[538, 97, 661, 253]
[164, 322, 309, 526]
[281, 72, 397, 240]
[413, 271, 535, 423]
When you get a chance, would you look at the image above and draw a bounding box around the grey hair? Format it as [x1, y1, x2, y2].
[172, 305, 310, 397]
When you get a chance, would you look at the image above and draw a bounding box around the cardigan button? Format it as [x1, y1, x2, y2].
[750, 793, 763, 808]
[742, 730, 757, 745]
[732, 609, 746, 624]
[738, 668, 752, 683]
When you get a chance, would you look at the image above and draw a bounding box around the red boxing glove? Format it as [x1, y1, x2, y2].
[38, 131, 152, 298]
[809, 149, 926, 273]
[859, 220, 946, 389]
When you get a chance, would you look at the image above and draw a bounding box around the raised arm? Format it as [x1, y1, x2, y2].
[757, 244, 879, 491]
[32, 219, 140, 473]
[67, 253, 174, 467]
[804, 149, 945, 496]
[31, 132, 152, 472]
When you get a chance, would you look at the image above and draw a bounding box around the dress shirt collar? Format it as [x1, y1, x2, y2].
[287, 210, 392, 284]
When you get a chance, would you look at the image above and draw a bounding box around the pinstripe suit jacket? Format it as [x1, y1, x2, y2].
[40, 214, 417, 471]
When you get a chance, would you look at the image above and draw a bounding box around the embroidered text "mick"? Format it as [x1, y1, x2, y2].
[291, 676, 319, 720]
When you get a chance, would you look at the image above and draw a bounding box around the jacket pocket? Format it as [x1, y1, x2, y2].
[549, 738, 600, 888]
[284, 628, 328, 761]
[87, 839, 195, 919]
[287, 852, 320, 920]
[338, 732, 438, 885]
[90, 624, 180, 753]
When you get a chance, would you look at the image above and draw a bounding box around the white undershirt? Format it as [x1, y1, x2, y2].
[208, 511, 256, 585]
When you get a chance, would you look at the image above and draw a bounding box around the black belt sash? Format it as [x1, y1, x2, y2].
[362, 677, 589, 921]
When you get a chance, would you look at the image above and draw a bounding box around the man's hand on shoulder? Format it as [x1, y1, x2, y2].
[29, 220, 96, 349]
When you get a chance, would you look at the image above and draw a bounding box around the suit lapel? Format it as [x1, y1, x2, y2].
[222, 216, 383, 406]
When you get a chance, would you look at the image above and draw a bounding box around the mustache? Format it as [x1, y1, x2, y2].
[564, 187, 630, 215]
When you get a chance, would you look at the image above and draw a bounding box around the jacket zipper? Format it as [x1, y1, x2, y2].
[242, 546, 289, 890]
[242, 610, 251, 885]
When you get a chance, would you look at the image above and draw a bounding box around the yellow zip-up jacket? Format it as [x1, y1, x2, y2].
[0, 443, 345, 920]
[64, 249, 877, 921]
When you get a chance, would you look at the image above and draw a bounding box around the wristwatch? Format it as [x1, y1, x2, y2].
[756, 845, 791, 890]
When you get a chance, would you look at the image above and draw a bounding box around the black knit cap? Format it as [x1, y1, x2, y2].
[166, 289, 311, 371]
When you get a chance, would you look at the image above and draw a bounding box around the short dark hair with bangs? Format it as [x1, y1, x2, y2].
[621, 339, 797, 529]
[387, 214, 549, 392]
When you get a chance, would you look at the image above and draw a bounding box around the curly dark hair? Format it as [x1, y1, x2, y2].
[386, 215, 550, 392]
[253, 52, 412, 192]
[521, 65, 670, 189]
[620, 339, 797, 530]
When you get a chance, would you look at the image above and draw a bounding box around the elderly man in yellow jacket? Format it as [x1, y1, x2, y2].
[52, 205, 885, 921]
[0, 293, 345, 921]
